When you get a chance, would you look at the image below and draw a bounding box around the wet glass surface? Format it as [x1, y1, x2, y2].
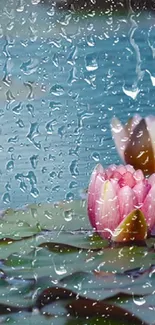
[0, 3, 155, 325]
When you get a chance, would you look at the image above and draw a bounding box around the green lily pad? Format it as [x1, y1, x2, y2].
[86, 246, 155, 273]
[2, 200, 90, 233]
[0, 220, 40, 240]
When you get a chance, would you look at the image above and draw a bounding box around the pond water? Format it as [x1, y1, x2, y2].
[0, 1, 155, 209]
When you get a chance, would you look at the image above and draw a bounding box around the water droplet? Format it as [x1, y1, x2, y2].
[12, 102, 23, 114]
[0, 109, 4, 118]
[20, 59, 39, 75]
[52, 185, 60, 192]
[27, 104, 35, 117]
[84, 73, 96, 87]
[30, 155, 38, 169]
[91, 152, 100, 162]
[16, 119, 25, 128]
[5, 182, 11, 191]
[85, 53, 98, 71]
[16, 0, 25, 12]
[8, 147, 13, 153]
[46, 120, 57, 134]
[68, 67, 78, 85]
[20, 181, 27, 192]
[44, 210, 53, 220]
[69, 146, 79, 157]
[6, 90, 15, 102]
[47, 7, 55, 17]
[31, 207, 37, 219]
[69, 181, 77, 189]
[146, 69, 155, 86]
[7, 21, 14, 31]
[8, 136, 19, 144]
[31, 0, 40, 4]
[58, 170, 63, 179]
[27, 171, 37, 186]
[29, 11, 37, 24]
[15, 173, 24, 182]
[58, 13, 72, 26]
[50, 84, 64, 96]
[52, 53, 59, 68]
[58, 126, 65, 138]
[122, 86, 140, 100]
[3, 192, 11, 204]
[86, 34, 95, 47]
[66, 192, 74, 201]
[6, 160, 14, 172]
[49, 101, 61, 112]
[42, 167, 47, 174]
[27, 122, 41, 150]
[53, 262, 67, 276]
[49, 155, 55, 162]
[69, 160, 79, 177]
[64, 209, 73, 221]
[31, 187, 39, 198]
[67, 46, 78, 66]
[49, 171, 56, 179]
[133, 297, 146, 306]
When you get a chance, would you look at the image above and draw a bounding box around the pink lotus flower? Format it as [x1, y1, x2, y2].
[111, 115, 155, 175]
[87, 163, 155, 240]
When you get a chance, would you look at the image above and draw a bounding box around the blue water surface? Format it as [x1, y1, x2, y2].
[0, 1, 155, 209]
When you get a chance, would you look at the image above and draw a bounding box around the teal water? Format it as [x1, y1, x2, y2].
[0, 2, 155, 209]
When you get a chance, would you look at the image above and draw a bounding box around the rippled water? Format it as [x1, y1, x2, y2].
[0, 1, 155, 209]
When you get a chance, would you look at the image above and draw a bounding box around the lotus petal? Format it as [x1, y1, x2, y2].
[118, 185, 137, 220]
[145, 116, 155, 160]
[133, 169, 144, 182]
[118, 171, 136, 188]
[112, 209, 147, 243]
[124, 118, 155, 175]
[95, 180, 120, 239]
[125, 164, 135, 173]
[87, 164, 105, 228]
[111, 171, 122, 181]
[116, 165, 127, 175]
[141, 183, 155, 229]
[105, 164, 117, 178]
[148, 173, 155, 186]
[124, 114, 142, 136]
[133, 181, 151, 206]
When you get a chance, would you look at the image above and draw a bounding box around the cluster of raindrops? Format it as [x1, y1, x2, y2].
[0, 0, 154, 208]
[15, 171, 39, 198]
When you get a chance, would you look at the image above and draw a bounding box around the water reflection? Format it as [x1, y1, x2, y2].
[0, 1, 154, 208]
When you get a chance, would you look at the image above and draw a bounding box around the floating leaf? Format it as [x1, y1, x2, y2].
[0, 200, 153, 325]
[2, 200, 90, 233]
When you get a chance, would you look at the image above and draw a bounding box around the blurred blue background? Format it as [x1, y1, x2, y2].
[0, 0, 155, 209]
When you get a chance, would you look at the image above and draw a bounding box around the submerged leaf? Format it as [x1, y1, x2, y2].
[67, 298, 143, 324]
